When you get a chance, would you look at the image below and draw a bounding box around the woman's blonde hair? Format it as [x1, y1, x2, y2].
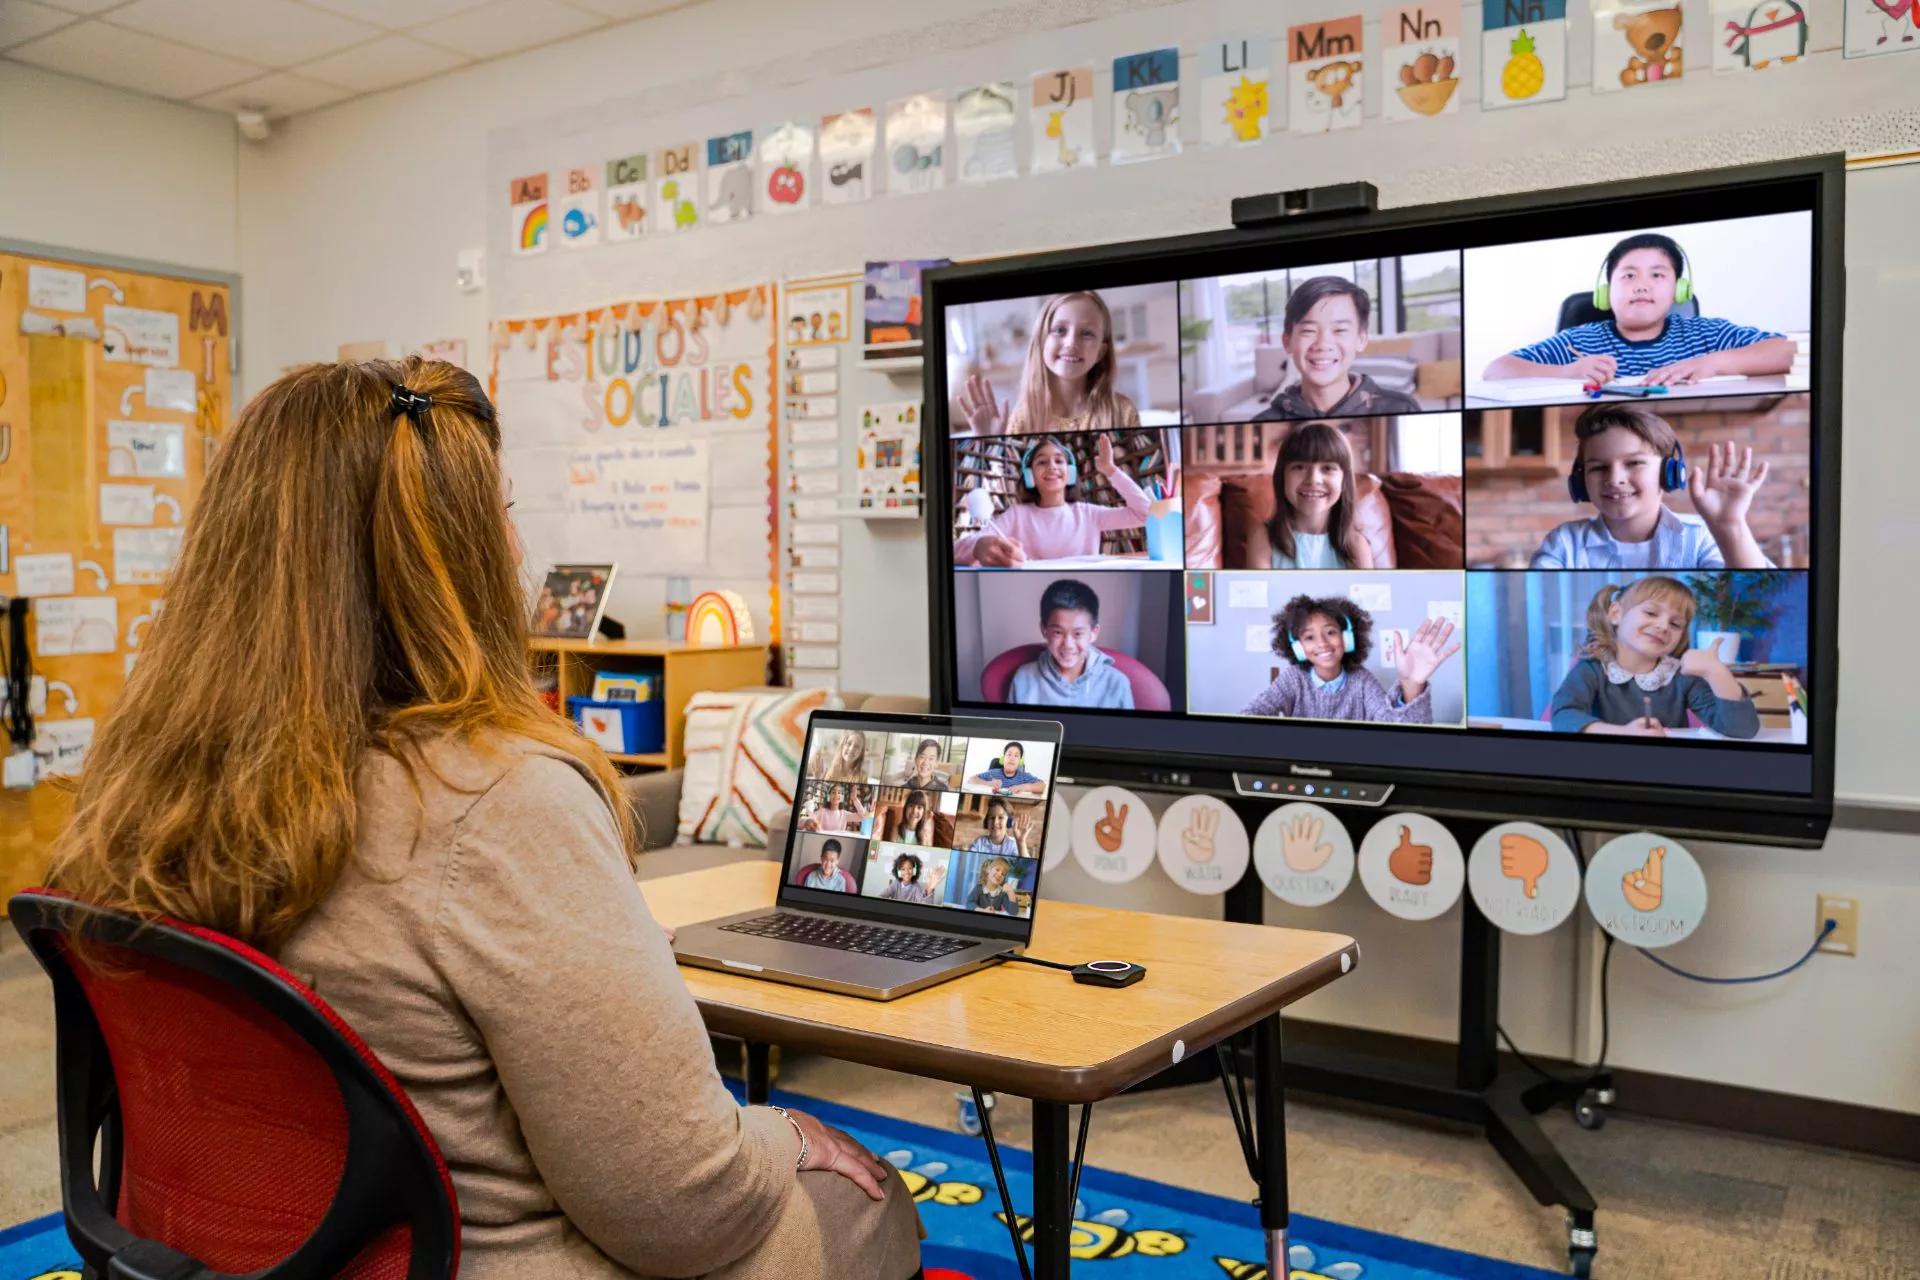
[1013, 292, 1122, 434]
[46, 358, 632, 952]
[1582, 577, 1696, 662]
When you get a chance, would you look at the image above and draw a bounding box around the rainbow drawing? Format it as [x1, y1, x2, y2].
[686, 589, 755, 646]
[518, 202, 549, 251]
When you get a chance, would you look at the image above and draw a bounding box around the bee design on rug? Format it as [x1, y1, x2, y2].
[1215, 1242, 1366, 1278]
[995, 1204, 1187, 1260]
[883, 1150, 985, 1207]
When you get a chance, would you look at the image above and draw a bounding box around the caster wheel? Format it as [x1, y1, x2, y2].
[1569, 1246, 1595, 1277]
[956, 1090, 996, 1136]
[1575, 1088, 1607, 1130]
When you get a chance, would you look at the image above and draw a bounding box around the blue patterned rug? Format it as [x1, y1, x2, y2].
[2, 1086, 1557, 1280]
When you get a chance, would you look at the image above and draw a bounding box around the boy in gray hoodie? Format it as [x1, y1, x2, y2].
[1008, 579, 1136, 710]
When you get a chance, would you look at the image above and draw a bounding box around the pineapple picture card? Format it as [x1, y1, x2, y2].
[1383, 0, 1462, 121]
[1030, 66, 1095, 173]
[1111, 48, 1181, 162]
[1595, 0, 1686, 90]
[605, 153, 649, 241]
[1481, 0, 1568, 109]
[1715, 0, 1809, 70]
[655, 143, 700, 232]
[1843, 0, 1916, 56]
[1199, 37, 1272, 146]
[1288, 17, 1365, 133]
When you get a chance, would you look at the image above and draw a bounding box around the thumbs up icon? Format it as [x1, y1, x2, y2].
[1386, 826, 1432, 886]
[1498, 832, 1550, 899]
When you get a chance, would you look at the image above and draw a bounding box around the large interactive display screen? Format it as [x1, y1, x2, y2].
[924, 158, 1841, 843]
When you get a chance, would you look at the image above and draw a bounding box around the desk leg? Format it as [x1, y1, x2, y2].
[1031, 1101, 1073, 1279]
[744, 1041, 771, 1105]
[1254, 1014, 1290, 1272]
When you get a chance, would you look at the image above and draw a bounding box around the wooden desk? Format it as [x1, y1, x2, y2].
[643, 862, 1359, 1277]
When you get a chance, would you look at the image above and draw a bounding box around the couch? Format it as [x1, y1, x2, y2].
[621, 689, 931, 880]
[1186, 468, 1463, 570]
[1183, 330, 1463, 423]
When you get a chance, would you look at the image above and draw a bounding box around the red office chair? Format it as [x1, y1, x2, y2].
[979, 644, 1172, 711]
[8, 889, 459, 1280]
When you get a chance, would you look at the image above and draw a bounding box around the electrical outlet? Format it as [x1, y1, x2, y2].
[1817, 895, 1858, 956]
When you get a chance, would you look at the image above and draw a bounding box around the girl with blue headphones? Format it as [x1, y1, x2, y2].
[953, 433, 1155, 567]
[1530, 403, 1774, 570]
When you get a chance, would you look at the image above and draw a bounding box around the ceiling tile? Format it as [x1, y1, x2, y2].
[297, 0, 488, 29]
[7, 20, 262, 98]
[0, 0, 77, 48]
[294, 33, 465, 92]
[194, 69, 352, 116]
[107, 0, 377, 67]
[35, 0, 129, 13]
[412, 0, 602, 60]
[567, 0, 685, 18]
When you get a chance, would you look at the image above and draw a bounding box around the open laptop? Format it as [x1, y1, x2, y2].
[672, 710, 1063, 1000]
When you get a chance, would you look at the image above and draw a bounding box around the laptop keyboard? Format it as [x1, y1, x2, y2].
[720, 912, 974, 963]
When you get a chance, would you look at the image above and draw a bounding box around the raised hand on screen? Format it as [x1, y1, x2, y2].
[1622, 846, 1664, 912]
[958, 373, 1008, 435]
[1396, 616, 1462, 702]
[1094, 800, 1128, 853]
[1181, 806, 1218, 863]
[1281, 815, 1334, 874]
[1386, 825, 1433, 887]
[1094, 432, 1118, 478]
[1687, 441, 1769, 532]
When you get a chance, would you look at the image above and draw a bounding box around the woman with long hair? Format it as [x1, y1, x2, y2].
[47, 359, 922, 1279]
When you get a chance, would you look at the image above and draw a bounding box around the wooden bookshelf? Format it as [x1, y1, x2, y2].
[528, 637, 768, 770]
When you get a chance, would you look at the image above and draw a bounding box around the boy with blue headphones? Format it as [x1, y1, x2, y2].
[1241, 593, 1460, 723]
[1483, 231, 1797, 389]
[1531, 403, 1773, 570]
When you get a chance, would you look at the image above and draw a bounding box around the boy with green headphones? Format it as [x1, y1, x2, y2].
[1483, 232, 1797, 388]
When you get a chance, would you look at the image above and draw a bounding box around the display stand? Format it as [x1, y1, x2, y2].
[1220, 805, 1610, 1278]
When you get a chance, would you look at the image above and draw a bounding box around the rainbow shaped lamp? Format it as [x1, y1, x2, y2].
[685, 589, 755, 646]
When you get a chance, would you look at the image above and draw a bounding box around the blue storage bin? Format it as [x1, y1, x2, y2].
[567, 696, 666, 754]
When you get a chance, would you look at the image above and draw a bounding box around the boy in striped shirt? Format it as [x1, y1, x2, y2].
[1483, 233, 1798, 388]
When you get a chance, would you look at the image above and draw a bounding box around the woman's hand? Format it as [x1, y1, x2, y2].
[973, 535, 1028, 567]
[786, 1108, 893, 1201]
[1094, 432, 1118, 478]
[959, 375, 1008, 435]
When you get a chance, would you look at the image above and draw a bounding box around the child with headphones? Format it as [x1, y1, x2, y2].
[953, 433, 1152, 566]
[956, 291, 1142, 435]
[1483, 232, 1797, 388]
[1549, 578, 1759, 737]
[1532, 404, 1773, 569]
[1241, 594, 1461, 722]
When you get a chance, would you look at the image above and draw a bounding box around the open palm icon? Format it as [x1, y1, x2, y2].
[1282, 815, 1334, 873]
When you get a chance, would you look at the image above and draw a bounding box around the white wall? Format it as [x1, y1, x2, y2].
[0, 63, 237, 274]
[231, 0, 1920, 1115]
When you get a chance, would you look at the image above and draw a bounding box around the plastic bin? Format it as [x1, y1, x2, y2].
[567, 696, 666, 755]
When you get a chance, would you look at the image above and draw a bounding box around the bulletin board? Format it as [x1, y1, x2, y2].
[0, 244, 234, 900]
[487, 285, 780, 650]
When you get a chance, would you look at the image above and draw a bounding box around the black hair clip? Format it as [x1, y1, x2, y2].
[390, 384, 434, 423]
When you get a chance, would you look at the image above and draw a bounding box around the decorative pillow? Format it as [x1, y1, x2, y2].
[677, 687, 837, 847]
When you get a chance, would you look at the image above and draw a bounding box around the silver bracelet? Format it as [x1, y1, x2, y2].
[767, 1104, 808, 1169]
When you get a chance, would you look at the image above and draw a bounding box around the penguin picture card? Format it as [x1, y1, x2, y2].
[1383, 0, 1463, 120]
[1288, 16, 1366, 133]
[1715, 0, 1810, 70]
[819, 109, 876, 205]
[1030, 66, 1094, 173]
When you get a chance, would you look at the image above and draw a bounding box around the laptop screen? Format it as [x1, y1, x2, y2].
[777, 712, 1064, 940]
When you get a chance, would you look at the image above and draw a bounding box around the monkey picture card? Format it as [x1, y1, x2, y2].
[1382, 0, 1463, 121]
[1288, 17, 1366, 134]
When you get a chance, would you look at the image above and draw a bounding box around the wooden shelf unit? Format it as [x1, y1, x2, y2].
[529, 638, 768, 770]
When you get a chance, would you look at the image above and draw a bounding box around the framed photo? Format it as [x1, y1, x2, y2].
[532, 563, 617, 639]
